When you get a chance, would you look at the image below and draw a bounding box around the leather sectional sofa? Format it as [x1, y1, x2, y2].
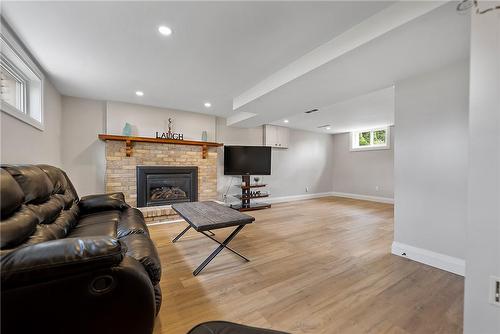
[0, 165, 161, 334]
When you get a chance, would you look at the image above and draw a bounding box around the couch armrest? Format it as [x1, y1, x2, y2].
[79, 192, 130, 214]
[1, 237, 125, 288]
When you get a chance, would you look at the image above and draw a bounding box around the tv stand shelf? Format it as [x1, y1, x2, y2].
[231, 203, 272, 212]
[239, 184, 267, 189]
[234, 193, 269, 200]
[233, 175, 271, 212]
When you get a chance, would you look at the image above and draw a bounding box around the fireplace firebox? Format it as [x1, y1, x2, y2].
[136, 166, 198, 207]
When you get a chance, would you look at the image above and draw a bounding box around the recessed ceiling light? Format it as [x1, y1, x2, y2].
[158, 25, 172, 36]
[135, 91, 144, 96]
[204, 102, 212, 108]
[326, 127, 331, 130]
[283, 119, 289, 123]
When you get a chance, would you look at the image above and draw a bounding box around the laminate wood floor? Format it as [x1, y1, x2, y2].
[150, 197, 464, 334]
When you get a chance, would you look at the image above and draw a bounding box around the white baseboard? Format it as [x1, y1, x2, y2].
[330, 191, 394, 204]
[228, 191, 393, 205]
[265, 192, 334, 204]
[391, 241, 465, 276]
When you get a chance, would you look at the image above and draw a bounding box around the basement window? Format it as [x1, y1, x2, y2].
[350, 127, 390, 151]
[0, 23, 44, 130]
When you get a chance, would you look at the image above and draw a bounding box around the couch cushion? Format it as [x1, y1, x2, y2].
[2, 165, 54, 204]
[77, 210, 121, 227]
[27, 196, 66, 225]
[38, 165, 71, 194]
[69, 211, 120, 238]
[117, 208, 149, 238]
[79, 193, 129, 214]
[27, 205, 80, 244]
[120, 233, 161, 285]
[0, 205, 38, 249]
[68, 221, 117, 238]
[0, 169, 25, 219]
[0, 165, 82, 253]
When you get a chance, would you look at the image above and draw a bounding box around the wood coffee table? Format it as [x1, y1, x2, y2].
[171, 201, 255, 276]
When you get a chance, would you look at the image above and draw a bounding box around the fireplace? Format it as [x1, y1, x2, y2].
[136, 166, 198, 207]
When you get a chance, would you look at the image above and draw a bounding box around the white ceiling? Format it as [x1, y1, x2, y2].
[272, 86, 395, 134]
[1, 1, 469, 133]
[1, 1, 392, 117]
[232, 2, 470, 129]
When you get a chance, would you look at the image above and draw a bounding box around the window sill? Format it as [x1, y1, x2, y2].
[1, 105, 44, 131]
[350, 145, 390, 152]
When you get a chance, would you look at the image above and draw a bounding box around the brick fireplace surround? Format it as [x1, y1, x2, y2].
[104, 140, 218, 223]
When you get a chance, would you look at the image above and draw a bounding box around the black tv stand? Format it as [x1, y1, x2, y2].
[232, 175, 271, 212]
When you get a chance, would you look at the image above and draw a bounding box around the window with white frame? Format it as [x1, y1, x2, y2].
[1, 21, 44, 129]
[350, 127, 390, 151]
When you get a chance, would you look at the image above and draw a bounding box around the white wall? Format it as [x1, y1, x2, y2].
[61, 96, 106, 196]
[216, 118, 334, 201]
[106, 101, 216, 141]
[331, 127, 394, 200]
[1, 80, 62, 166]
[464, 8, 500, 333]
[393, 60, 469, 264]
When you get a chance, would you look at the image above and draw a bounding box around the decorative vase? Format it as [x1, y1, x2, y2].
[201, 130, 208, 142]
[122, 122, 132, 136]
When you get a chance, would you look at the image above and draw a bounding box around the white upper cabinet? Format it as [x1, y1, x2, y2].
[264, 125, 289, 149]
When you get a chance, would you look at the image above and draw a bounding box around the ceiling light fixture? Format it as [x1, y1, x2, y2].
[204, 102, 212, 108]
[283, 119, 289, 123]
[326, 127, 331, 130]
[135, 91, 144, 96]
[158, 25, 172, 36]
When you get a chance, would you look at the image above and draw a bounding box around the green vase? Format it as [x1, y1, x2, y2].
[122, 123, 132, 136]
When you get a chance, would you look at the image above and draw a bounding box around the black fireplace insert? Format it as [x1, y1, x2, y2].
[136, 166, 198, 207]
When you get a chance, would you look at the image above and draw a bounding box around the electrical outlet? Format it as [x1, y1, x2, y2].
[375, 185, 379, 192]
[490, 276, 500, 306]
[305, 187, 309, 192]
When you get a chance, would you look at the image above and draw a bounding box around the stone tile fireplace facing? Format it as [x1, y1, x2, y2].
[136, 166, 198, 207]
[104, 140, 217, 223]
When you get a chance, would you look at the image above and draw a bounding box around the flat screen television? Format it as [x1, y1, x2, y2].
[224, 146, 271, 175]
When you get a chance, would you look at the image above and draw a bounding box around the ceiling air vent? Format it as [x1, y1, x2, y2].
[304, 108, 319, 114]
[317, 124, 330, 129]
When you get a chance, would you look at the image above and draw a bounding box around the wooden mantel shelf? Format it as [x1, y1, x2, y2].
[98, 134, 223, 158]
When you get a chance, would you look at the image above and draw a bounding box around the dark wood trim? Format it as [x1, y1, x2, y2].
[98, 134, 223, 158]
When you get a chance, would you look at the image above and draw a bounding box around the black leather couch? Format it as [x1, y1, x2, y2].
[0, 165, 162, 334]
[189, 321, 289, 334]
